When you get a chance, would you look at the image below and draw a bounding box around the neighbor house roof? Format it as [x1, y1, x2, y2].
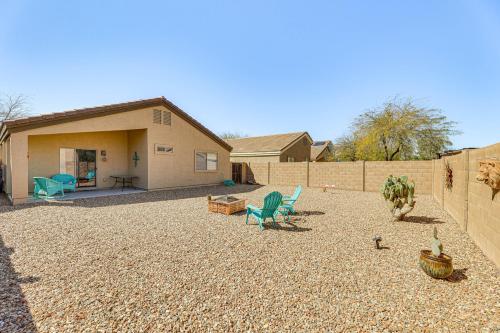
[310, 140, 332, 161]
[227, 132, 312, 156]
[0, 97, 232, 151]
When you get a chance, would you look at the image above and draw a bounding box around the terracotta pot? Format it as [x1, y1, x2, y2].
[419, 250, 453, 279]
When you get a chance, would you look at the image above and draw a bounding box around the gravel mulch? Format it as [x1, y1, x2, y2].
[0, 185, 498, 332]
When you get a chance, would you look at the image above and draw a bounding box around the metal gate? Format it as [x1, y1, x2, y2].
[232, 163, 242, 184]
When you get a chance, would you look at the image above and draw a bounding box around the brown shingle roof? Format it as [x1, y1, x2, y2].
[227, 132, 312, 154]
[0, 97, 232, 151]
[310, 141, 332, 161]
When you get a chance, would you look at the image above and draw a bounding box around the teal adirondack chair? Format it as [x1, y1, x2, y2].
[85, 170, 96, 180]
[33, 177, 65, 199]
[52, 173, 77, 192]
[246, 191, 283, 231]
[275, 185, 302, 221]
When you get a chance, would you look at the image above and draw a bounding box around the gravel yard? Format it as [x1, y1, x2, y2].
[0, 185, 498, 332]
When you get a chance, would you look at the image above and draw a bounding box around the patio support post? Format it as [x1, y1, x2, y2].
[267, 162, 270, 185]
[9, 133, 29, 205]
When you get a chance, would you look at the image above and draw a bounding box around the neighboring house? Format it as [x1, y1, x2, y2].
[227, 132, 313, 163]
[310, 140, 333, 162]
[0, 97, 232, 204]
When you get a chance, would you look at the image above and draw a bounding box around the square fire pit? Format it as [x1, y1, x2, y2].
[208, 195, 246, 215]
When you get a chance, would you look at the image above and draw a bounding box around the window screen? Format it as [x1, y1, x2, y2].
[207, 153, 217, 170]
[196, 152, 207, 171]
[195, 152, 217, 171]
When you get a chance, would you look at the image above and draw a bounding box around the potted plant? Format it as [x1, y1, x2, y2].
[419, 227, 453, 279]
[380, 175, 416, 221]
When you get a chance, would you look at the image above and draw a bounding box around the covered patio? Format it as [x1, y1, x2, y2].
[27, 129, 148, 194]
[3, 127, 148, 204]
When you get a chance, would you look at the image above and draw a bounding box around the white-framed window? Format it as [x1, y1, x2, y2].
[155, 144, 174, 155]
[287, 156, 295, 162]
[195, 152, 217, 171]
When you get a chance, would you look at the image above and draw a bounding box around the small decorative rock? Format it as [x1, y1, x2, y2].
[372, 236, 382, 249]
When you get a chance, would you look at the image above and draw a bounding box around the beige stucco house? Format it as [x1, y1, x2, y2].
[227, 132, 313, 184]
[0, 97, 232, 204]
[310, 140, 333, 162]
[227, 132, 313, 164]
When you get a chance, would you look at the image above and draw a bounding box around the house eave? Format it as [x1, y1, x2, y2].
[281, 132, 313, 152]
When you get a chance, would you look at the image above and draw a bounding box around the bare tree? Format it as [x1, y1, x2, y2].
[219, 131, 247, 140]
[0, 94, 31, 125]
[333, 134, 357, 161]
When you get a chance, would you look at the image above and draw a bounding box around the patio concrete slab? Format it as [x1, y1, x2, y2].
[27, 188, 146, 203]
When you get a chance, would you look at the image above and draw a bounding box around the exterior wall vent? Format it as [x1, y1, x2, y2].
[163, 111, 171, 126]
[155, 144, 174, 154]
[153, 109, 162, 124]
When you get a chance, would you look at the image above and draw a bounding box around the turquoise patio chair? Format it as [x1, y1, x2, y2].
[85, 170, 96, 180]
[223, 179, 236, 187]
[246, 191, 283, 231]
[52, 173, 77, 192]
[274, 185, 302, 222]
[280, 185, 302, 215]
[33, 177, 64, 199]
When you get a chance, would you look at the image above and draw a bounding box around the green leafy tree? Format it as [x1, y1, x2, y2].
[352, 97, 459, 161]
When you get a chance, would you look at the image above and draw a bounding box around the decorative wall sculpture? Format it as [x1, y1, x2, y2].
[476, 159, 500, 198]
[445, 161, 453, 190]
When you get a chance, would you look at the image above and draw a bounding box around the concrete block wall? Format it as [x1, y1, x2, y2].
[429, 143, 500, 267]
[442, 152, 468, 230]
[466, 144, 500, 267]
[432, 159, 444, 206]
[247, 162, 269, 185]
[246, 160, 432, 194]
[309, 161, 364, 191]
[365, 161, 432, 194]
[270, 162, 308, 186]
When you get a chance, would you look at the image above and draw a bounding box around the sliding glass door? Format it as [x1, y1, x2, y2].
[76, 149, 96, 187]
[59, 148, 97, 188]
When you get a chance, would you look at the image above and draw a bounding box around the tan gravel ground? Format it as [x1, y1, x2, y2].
[0, 185, 499, 332]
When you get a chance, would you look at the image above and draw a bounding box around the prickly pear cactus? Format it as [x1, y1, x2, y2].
[380, 175, 416, 221]
[431, 227, 443, 257]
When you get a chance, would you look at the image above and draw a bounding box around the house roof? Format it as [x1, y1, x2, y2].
[0, 97, 232, 151]
[226, 132, 312, 155]
[310, 140, 332, 161]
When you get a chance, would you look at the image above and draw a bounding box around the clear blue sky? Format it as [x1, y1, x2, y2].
[1, 0, 499, 148]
